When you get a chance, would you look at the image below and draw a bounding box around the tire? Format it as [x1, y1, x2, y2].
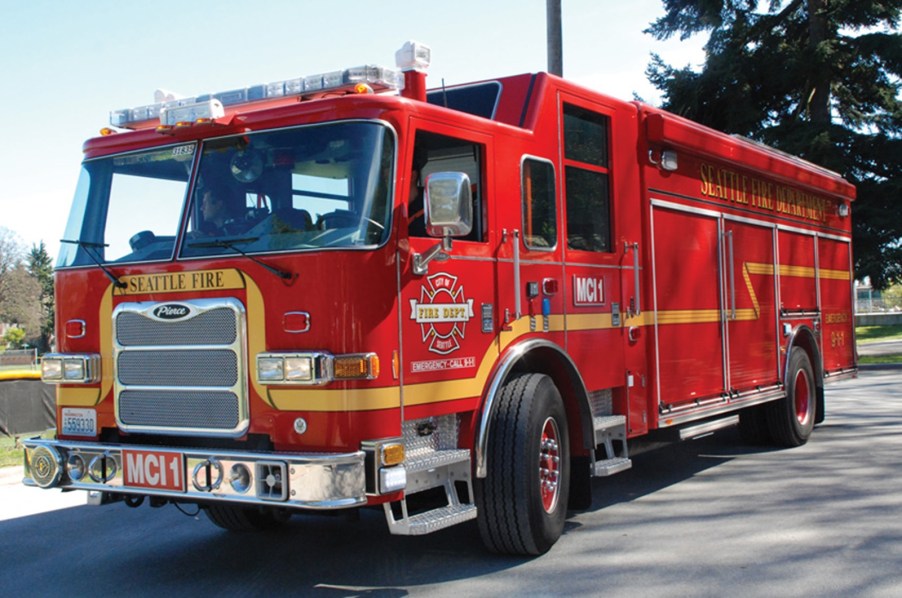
[766, 350, 817, 447]
[205, 504, 291, 531]
[738, 404, 773, 445]
[475, 373, 570, 555]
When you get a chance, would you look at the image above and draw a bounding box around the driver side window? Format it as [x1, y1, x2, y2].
[409, 131, 485, 242]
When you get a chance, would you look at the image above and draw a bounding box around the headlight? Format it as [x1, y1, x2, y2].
[257, 356, 285, 382]
[41, 354, 100, 384]
[256, 352, 331, 385]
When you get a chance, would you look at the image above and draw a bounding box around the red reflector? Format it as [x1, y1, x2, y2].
[65, 320, 86, 339]
[543, 279, 559, 296]
[283, 312, 310, 333]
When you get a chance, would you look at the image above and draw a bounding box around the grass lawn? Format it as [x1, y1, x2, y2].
[0, 430, 53, 468]
[856, 324, 902, 344]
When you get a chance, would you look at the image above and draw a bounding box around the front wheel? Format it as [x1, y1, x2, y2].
[205, 504, 291, 531]
[475, 373, 570, 555]
[766, 350, 817, 447]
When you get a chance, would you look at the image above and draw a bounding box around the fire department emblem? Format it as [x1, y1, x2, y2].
[410, 273, 475, 355]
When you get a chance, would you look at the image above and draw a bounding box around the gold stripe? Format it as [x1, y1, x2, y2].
[656, 309, 721, 324]
[779, 265, 816, 278]
[733, 308, 758, 321]
[743, 263, 761, 318]
[242, 273, 275, 408]
[58, 387, 102, 407]
[746, 263, 775, 276]
[819, 268, 851, 281]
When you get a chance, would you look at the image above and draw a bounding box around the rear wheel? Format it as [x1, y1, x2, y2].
[476, 373, 570, 555]
[766, 350, 817, 447]
[738, 404, 773, 445]
[205, 504, 291, 531]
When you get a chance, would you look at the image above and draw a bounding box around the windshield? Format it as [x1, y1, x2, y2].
[57, 122, 395, 268]
[57, 143, 194, 267]
[182, 122, 394, 258]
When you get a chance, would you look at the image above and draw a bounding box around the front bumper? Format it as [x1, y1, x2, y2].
[23, 438, 367, 510]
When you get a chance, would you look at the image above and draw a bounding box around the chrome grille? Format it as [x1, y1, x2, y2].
[119, 390, 240, 429]
[113, 298, 248, 437]
[116, 309, 237, 346]
[118, 350, 239, 386]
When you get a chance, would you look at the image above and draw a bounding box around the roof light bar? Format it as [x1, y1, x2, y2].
[110, 65, 404, 130]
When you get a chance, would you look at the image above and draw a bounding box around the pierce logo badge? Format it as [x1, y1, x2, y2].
[152, 304, 192, 320]
[410, 273, 474, 355]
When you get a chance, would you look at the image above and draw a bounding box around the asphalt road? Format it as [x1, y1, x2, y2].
[2, 369, 901, 597]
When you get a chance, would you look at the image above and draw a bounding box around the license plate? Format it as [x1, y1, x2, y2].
[61, 408, 96, 437]
[122, 449, 185, 492]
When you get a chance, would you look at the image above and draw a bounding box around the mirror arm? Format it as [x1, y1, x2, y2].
[412, 236, 452, 276]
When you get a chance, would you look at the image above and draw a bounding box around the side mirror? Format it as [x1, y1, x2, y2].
[425, 172, 473, 238]
[412, 172, 474, 276]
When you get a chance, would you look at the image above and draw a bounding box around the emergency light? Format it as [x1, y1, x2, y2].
[110, 65, 405, 130]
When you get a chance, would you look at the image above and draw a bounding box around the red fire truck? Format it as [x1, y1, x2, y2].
[25, 42, 856, 555]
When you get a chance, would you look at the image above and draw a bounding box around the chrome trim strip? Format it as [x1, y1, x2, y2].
[651, 197, 722, 219]
[658, 386, 785, 427]
[825, 368, 857, 383]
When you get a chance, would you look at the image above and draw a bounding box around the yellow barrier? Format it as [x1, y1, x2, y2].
[0, 370, 42, 381]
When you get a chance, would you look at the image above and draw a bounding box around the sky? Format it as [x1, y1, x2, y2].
[0, 0, 705, 260]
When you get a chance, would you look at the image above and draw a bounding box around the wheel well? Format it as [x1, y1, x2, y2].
[475, 340, 594, 480]
[786, 325, 826, 423]
[512, 346, 593, 451]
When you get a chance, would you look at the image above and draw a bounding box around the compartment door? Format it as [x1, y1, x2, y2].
[651, 203, 726, 407]
[724, 218, 780, 390]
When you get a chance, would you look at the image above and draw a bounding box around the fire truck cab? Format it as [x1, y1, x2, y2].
[25, 42, 856, 555]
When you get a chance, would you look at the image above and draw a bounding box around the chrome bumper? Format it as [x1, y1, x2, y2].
[22, 438, 367, 510]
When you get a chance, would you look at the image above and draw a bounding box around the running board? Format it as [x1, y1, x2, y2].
[678, 415, 739, 440]
[592, 415, 632, 477]
[384, 448, 477, 536]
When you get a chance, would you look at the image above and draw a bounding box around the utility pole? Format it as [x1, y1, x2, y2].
[547, 0, 563, 76]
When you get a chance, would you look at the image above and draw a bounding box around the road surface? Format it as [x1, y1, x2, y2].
[1, 369, 900, 597]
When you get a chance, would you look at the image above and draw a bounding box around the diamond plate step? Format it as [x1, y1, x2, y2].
[594, 456, 632, 477]
[393, 503, 478, 536]
[404, 448, 470, 475]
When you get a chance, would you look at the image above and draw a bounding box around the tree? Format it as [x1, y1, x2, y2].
[646, 0, 902, 289]
[0, 228, 45, 349]
[3, 326, 26, 350]
[0, 264, 42, 345]
[0, 227, 24, 317]
[27, 242, 54, 352]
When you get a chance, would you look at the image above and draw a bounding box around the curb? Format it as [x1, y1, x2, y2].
[859, 363, 902, 371]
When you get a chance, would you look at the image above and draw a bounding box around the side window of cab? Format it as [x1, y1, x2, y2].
[408, 131, 485, 242]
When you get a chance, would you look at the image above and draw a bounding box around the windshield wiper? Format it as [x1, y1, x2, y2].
[60, 239, 127, 289]
[189, 237, 294, 281]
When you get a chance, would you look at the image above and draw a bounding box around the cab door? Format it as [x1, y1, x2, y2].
[399, 124, 498, 409]
[559, 99, 624, 392]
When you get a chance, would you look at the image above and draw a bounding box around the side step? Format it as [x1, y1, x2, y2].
[592, 415, 632, 477]
[678, 415, 739, 440]
[384, 448, 477, 536]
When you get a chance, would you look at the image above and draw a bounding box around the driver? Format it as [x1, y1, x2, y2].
[197, 185, 242, 236]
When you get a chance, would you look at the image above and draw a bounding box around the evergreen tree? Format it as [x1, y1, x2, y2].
[646, 0, 902, 288]
[27, 242, 54, 352]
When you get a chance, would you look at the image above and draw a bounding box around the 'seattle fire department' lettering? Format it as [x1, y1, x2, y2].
[700, 162, 829, 222]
